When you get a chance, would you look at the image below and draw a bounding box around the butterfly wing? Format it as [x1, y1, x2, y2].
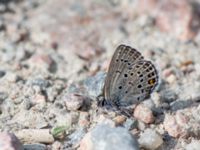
[112, 60, 159, 106]
[103, 44, 144, 106]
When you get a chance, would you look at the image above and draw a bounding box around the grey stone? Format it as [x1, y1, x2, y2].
[24, 143, 47, 150]
[64, 93, 84, 111]
[69, 127, 86, 145]
[0, 92, 8, 104]
[139, 128, 163, 150]
[123, 118, 137, 130]
[79, 124, 139, 150]
[0, 70, 5, 78]
[83, 72, 106, 98]
[27, 77, 50, 89]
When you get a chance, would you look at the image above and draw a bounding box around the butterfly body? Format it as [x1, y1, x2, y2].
[103, 44, 159, 108]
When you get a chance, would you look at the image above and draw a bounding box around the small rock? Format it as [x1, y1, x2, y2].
[27, 77, 50, 89]
[96, 114, 116, 127]
[114, 115, 126, 126]
[23, 143, 47, 150]
[3, 72, 20, 83]
[84, 72, 106, 98]
[52, 141, 62, 150]
[0, 132, 23, 150]
[0, 92, 8, 104]
[138, 128, 163, 150]
[163, 114, 187, 138]
[65, 93, 84, 111]
[166, 74, 176, 84]
[69, 127, 86, 145]
[123, 118, 137, 130]
[21, 97, 32, 110]
[150, 92, 161, 107]
[28, 54, 55, 72]
[79, 124, 139, 150]
[13, 110, 48, 129]
[137, 121, 146, 131]
[170, 100, 192, 111]
[162, 68, 174, 78]
[134, 104, 155, 124]
[160, 89, 177, 103]
[78, 112, 90, 127]
[0, 70, 5, 78]
[32, 94, 46, 105]
[185, 140, 200, 150]
[16, 129, 54, 144]
[142, 99, 155, 110]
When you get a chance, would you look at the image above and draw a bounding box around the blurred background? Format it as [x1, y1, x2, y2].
[0, 0, 200, 82]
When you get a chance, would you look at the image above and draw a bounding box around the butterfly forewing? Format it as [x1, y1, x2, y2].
[104, 44, 145, 106]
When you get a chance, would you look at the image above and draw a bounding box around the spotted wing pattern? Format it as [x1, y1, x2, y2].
[103, 44, 158, 107]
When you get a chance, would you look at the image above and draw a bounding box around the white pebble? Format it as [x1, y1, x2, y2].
[139, 128, 163, 150]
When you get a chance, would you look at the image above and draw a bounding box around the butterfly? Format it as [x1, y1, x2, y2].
[98, 44, 159, 113]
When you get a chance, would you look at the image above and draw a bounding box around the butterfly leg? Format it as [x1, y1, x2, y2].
[117, 107, 133, 118]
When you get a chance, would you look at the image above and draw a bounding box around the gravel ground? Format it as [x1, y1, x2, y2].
[1, 0, 200, 150]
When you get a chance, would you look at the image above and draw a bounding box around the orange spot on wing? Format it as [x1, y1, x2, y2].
[148, 79, 155, 85]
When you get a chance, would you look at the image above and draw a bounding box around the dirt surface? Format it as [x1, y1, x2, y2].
[1, 0, 200, 150]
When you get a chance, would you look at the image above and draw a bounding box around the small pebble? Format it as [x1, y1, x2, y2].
[3, 72, 20, 83]
[138, 128, 163, 150]
[23, 144, 47, 150]
[15, 129, 54, 144]
[65, 93, 84, 111]
[160, 89, 177, 103]
[96, 114, 116, 127]
[28, 77, 50, 89]
[52, 141, 62, 150]
[84, 72, 106, 98]
[78, 112, 90, 127]
[166, 74, 176, 84]
[0, 70, 5, 78]
[114, 115, 126, 126]
[137, 121, 146, 131]
[0, 132, 23, 150]
[0, 92, 8, 104]
[69, 127, 86, 145]
[134, 104, 155, 124]
[123, 118, 137, 130]
[150, 92, 161, 107]
[32, 94, 46, 105]
[163, 114, 186, 138]
[185, 140, 200, 150]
